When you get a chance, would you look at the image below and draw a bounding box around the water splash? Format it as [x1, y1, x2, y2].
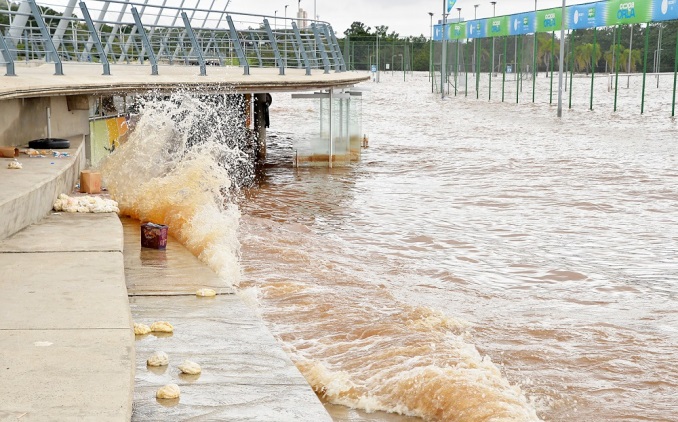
[100, 92, 249, 285]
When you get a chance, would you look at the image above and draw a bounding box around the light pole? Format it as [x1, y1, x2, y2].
[441, 0, 448, 99]
[274, 10, 277, 30]
[557, 0, 565, 117]
[473, 4, 479, 74]
[456, 7, 461, 95]
[429, 12, 434, 88]
[491, 1, 496, 76]
[284, 5, 288, 67]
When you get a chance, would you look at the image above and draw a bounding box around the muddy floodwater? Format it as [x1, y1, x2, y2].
[238, 71, 678, 421]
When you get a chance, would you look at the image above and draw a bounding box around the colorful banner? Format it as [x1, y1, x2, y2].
[606, 0, 651, 25]
[447, 0, 457, 13]
[432, 0, 678, 41]
[450, 22, 466, 40]
[466, 19, 487, 39]
[651, 0, 678, 21]
[508, 12, 535, 35]
[487, 16, 509, 37]
[568, 2, 607, 29]
[536, 7, 563, 32]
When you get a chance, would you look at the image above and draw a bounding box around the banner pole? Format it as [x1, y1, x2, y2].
[533, 31, 537, 102]
[490, 36, 494, 101]
[569, 31, 574, 109]
[476, 38, 481, 99]
[550, 31, 555, 104]
[455, 38, 459, 96]
[502, 35, 507, 102]
[642, 24, 650, 115]
[466, 41, 469, 97]
[672, 28, 678, 117]
[590, 27, 597, 111]
[516, 35, 521, 103]
[614, 25, 621, 112]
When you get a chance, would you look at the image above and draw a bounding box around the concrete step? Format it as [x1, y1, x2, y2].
[0, 212, 134, 422]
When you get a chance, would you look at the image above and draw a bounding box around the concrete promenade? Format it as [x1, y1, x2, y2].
[0, 174, 330, 420]
[0, 63, 370, 100]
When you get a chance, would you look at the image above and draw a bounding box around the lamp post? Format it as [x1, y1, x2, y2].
[456, 7, 461, 95]
[441, 0, 447, 98]
[274, 10, 277, 30]
[429, 12, 434, 86]
[284, 4, 288, 67]
[491, 1, 496, 77]
[473, 4, 479, 74]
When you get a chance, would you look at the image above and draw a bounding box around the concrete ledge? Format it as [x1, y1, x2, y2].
[0, 136, 84, 240]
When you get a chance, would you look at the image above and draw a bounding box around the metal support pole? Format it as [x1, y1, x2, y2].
[476, 38, 480, 99]
[0, 33, 16, 76]
[590, 27, 597, 110]
[226, 15, 250, 75]
[292, 22, 312, 76]
[132, 7, 157, 75]
[311, 23, 331, 73]
[569, 33, 574, 109]
[614, 25, 621, 112]
[79, 2, 110, 75]
[673, 28, 678, 117]
[549, 31, 555, 104]
[533, 31, 537, 102]
[502, 35, 507, 102]
[441, 2, 447, 99]
[27, 0, 63, 75]
[321, 24, 340, 71]
[327, 25, 346, 71]
[516, 35, 521, 104]
[249, 33, 263, 67]
[181, 12, 206, 76]
[264, 19, 285, 75]
[557, 0, 566, 117]
[642, 24, 650, 115]
[465, 41, 469, 97]
[490, 36, 494, 101]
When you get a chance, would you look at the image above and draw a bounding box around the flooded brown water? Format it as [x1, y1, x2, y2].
[238, 72, 678, 421]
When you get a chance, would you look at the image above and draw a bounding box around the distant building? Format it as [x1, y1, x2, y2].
[297, 8, 308, 28]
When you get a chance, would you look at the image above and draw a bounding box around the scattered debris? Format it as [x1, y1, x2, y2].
[134, 323, 151, 335]
[156, 384, 180, 399]
[149, 321, 174, 333]
[196, 288, 217, 297]
[147, 351, 169, 367]
[7, 159, 22, 169]
[53, 194, 119, 213]
[178, 360, 201, 375]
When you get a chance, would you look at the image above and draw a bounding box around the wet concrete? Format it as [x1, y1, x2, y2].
[122, 218, 331, 421]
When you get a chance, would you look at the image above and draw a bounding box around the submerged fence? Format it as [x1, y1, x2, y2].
[0, 0, 346, 77]
[432, 0, 678, 117]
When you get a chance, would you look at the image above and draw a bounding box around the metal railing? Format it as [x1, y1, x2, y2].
[0, 0, 346, 77]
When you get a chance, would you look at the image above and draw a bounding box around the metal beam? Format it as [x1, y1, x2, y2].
[249, 32, 262, 67]
[292, 21, 312, 75]
[327, 25, 346, 72]
[0, 32, 16, 76]
[27, 0, 63, 75]
[131, 6, 158, 75]
[79, 1, 110, 75]
[321, 24, 340, 72]
[263, 18, 284, 75]
[226, 15, 249, 75]
[310, 23, 330, 74]
[181, 11, 206, 76]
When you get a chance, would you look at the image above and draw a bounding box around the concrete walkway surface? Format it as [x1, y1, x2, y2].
[0, 212, 134, 422]
[122, 218, 331, 421]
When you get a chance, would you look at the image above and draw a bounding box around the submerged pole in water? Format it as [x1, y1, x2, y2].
[590, 27, 597, 110]
[642, 24, 650, 115]
[533, 31, 538, 103]
[549, 31, 555, 104]
[516, 35, 521, 104]
[569, 31, 574, 109]
[557, 0, 565, 118]
[441, 1, 447, 99]
[476, 38, 481, 99]
[502, 35, 507, 102]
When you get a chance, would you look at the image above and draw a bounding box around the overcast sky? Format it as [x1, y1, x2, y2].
[44, 0, 599, 37]
[229, 0, 597, 37]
